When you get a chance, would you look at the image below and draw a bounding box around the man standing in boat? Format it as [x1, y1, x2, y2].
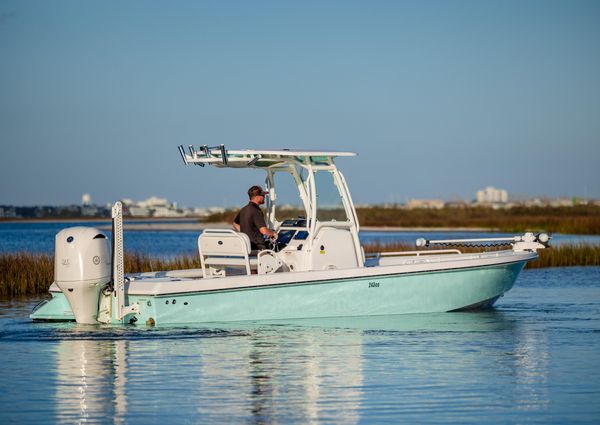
[233, 185, 278, 250]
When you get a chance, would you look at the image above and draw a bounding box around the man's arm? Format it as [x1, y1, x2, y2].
[254, 212, 277, 239]
[259, 226, 277, 240]
[232, 212, 241, 232]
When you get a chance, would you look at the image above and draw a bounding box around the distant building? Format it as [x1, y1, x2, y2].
[548, 198, 574, 207]
[522, 197, 545, 208]
[128, 206, 152, 217]
[0, 206, 17, 218]
[193, 207, 210, 217]
[476, 186, 508, 204]
[207, 207, 226, 214]
[122, 196, 196, 217]
[406, 199, 445, 209]
[82, 193, 92, 206]
[152, 206, 186, 218]
[445, 201, 469, 209]
[138, 196, 170, 208]
[81, 205, 100, 217]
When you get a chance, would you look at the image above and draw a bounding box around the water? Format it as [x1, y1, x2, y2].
[0, 221, 199, 256]
[1, 267, 599, 424]
[1, 221, 599, 257]
[1, 222, 599, 422]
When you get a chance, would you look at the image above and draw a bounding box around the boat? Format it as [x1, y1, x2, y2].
[30, 146, 549, 325]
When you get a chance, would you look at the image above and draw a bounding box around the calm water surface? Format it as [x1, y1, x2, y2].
[1, 267, 599, 424]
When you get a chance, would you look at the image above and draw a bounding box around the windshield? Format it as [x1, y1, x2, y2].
[314, 170, 348, 221]
[271, 171, 306, 222]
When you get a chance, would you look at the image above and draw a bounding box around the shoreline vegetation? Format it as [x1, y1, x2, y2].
[206, 205, 600, 235]
[1, 243, 599, 297]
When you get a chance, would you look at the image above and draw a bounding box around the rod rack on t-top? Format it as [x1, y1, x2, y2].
[178, 144, 228, 166]
[177, 145, 357, 169]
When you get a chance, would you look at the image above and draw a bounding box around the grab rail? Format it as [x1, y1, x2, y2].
[366, 249, 462, 258]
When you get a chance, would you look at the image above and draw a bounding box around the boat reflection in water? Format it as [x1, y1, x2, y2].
[51, 312, 550, 423]
[54, 336, 129, 424]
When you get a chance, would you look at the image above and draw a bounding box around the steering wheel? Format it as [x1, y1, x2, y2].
[268, 237, 279, 252]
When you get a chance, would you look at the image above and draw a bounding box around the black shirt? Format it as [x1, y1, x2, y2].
[233, 202, 267, 249]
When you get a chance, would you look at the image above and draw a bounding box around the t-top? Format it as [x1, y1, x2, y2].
[233, 202, 267, 248]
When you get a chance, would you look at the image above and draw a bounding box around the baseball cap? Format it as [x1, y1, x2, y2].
[248, 185, 268, 198]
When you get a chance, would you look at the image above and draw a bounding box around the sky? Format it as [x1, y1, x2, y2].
[1, 0, 599, 208]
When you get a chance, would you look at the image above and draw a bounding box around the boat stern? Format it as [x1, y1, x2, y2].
[30, 289, 75, 322]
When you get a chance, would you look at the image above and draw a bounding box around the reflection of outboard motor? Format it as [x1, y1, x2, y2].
[54, 227, 111, 324]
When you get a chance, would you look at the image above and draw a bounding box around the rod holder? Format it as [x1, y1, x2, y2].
[178, 145, 188, 165]
[247, 155, 261, 166]
[220, 144, 228, 165]
[188, 145, 204, 166]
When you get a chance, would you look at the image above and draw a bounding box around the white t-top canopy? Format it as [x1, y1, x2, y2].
[178, 145, 357, 168]
[225, 149, 356, 157]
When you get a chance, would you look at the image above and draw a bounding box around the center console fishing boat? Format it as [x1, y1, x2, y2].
[31, 147, 549, 325]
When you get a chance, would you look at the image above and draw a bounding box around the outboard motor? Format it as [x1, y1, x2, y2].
[54, 227, 111, 324]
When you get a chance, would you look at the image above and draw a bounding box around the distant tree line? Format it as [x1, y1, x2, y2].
[201, 205, 600, 235]
[0, 205, 111, 219]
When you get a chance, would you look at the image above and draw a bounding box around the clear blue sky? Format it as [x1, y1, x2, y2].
[1, 0, 599, 208]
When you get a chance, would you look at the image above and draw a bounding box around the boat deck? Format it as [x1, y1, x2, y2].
[47, 249, 537, 297]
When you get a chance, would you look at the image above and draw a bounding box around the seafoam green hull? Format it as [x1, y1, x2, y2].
[32, 261, 525, 325]
[31, 291, 75, 322]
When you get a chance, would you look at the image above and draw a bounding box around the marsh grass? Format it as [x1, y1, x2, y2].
[0, 252, 202, 298]
[0, 253, 54, 297]
[124, 252, 200, 273]
[2, 244, 599, 297]
[525, 243, 600, 269]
